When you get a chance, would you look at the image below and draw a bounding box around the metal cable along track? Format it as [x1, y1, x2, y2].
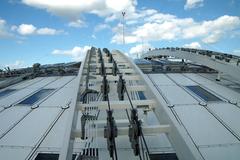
[59, 47, 205, 160]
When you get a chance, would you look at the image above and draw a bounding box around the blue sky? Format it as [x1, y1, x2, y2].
[0, 0, 240, 69]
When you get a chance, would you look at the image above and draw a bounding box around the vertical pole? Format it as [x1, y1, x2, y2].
[122, 12, 126, 45]
[141, 37, 144, 59]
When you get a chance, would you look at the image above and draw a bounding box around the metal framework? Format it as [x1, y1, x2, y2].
[58, 47, 206, 160]
[141, 48, 240, 81]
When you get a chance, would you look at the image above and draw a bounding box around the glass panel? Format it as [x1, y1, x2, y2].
[138, 91, 146, 100]
[35, 153, 59, 160]
[35, 153, 76, 160]
[149, 153, 178, 160]
[186, 85, 221, 102]
[0, 89, 16, 98]
[18, 89, 55, 105]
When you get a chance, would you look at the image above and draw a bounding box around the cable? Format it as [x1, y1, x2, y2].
[140, 129, 150, 156]
[140, 135, 146, 160]
[138, 150, 143, 160]
[113, 136, 118, 160]
[107, 94, 111, 111]
[125, 109, 130, 121]
[125, 85, 134, 109]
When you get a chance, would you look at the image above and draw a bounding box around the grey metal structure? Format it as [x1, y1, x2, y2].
[0, 47, 240, 160]
[58, 47, 240, 160]
[142, 48, 240, 81]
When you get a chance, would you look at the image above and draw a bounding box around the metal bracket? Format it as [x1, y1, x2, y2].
[101, 75, 110, 101]
[117, 75, 126, 101]
[128, 108, 141, 156]
[104, 110, 118, 158]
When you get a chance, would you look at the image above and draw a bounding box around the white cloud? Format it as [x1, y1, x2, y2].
[111, 13, 240, 45]
[22, 0, 137, 19]
[17, 24, 36, 35]
[184, 15, 240, 43]
[105, 8, 157, 22]
[129, 43, 153, 57]
[52, 46, 91, 61]
[92, 34, 96, 39]
[16, 24, 63, 35]
[10, 25, 18, 31]
[5, 60, 26, 69]
[183, 42, 201, 49]
[132, 21, 181, 41]
[0, 19, 6, 25]
[36, 27, 62, 35]
[111, 34, 138, 44]
[184, 0, 204, 10]
[68, 19, 86, 28]
[233, 49, 240, 56]
[106, 0, 134, 12]
[94, 23, 110, 32]
[202, 31, 221, 44]
[0, 18, 12, 38]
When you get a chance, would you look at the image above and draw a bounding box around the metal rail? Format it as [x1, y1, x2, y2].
[59, 47, 205, 160]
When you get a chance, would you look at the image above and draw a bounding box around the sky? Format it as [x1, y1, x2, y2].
[0, 0, 240, 69]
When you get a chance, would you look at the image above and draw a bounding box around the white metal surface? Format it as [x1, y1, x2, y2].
[0, 75, 78, 160]
[40, 77, 76, 107]
[0, 107, 60, 146]
[184, 73, 215, 85]
[39, 109, 70, 148]
[40, 87, 74, 107]
[43, 76, 74, 88]
[167, 73, 197, 86]
[0, 107, 30, 136]
[58, 51, 87, 160]
[10, 77, 44, 89]
[157, 85, 198, 105]
[0, 147, 32, 160]
[148, 74, 175, 86]
[174, 105, 238, 146]
[199, 144, 240, 160]
[26, 77, 59, 89]
[63, 77, 78, 88]
[208, 103, 240, 137]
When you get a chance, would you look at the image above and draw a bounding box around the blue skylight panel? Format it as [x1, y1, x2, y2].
[0, 89, 16, 98]
[185, 86, 221, 102]
[18, 89, 55, 105]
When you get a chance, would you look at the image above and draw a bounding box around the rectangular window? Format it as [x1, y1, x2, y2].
[35, 153, 76, 160]
[0, 89, 16, 98]
[18, 89, 55, 105]
[185, 85, 221, 102]
[138, 91, 146, 100]
[149, 153, 178, 160]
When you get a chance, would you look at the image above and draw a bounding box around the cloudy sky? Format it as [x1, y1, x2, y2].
[0, 0, 240, 69]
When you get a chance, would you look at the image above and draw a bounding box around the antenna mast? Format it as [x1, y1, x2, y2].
[122, 12, 126, 45]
